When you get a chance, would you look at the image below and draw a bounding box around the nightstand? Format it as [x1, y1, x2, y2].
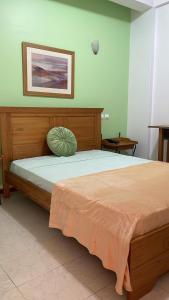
[102, 137, 138, 155]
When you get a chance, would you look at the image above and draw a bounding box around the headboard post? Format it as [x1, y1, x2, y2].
[0, 112, 12, 196]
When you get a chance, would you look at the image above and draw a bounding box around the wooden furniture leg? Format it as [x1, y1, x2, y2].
[3, 183, 10, 198]
[158, 128, 164, 161]
[2, 156, 10, 198]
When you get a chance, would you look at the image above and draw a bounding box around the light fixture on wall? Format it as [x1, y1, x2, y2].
[91, 40, 99, 55]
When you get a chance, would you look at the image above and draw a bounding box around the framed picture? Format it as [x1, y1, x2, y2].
[22, 42, 75, 98]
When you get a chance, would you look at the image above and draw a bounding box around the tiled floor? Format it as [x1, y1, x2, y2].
[0, 192, 169, 300]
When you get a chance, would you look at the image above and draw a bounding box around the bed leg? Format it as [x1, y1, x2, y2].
[127, 280, 156, 300]
[3, 183, 10, 198]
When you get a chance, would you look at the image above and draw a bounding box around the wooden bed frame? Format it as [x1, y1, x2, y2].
[1, 107, 169, 300]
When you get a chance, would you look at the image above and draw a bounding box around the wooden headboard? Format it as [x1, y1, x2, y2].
[0, 107, 103, 172]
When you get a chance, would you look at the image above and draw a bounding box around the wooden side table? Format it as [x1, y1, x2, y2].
[102, 138, 138, 155]
[149, 125, 169, 162]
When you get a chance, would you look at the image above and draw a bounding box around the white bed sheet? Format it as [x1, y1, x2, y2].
[10, 150, 150, 192]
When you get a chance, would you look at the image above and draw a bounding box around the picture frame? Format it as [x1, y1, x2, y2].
[22, 42, 75, 98]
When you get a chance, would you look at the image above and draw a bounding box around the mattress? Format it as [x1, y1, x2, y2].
[10, 150, 150, 192]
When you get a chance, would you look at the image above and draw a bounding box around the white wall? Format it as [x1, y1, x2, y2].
[149, 3, 169, 159]
[127, 9, 155, 158]
[128, 2, 169, 160]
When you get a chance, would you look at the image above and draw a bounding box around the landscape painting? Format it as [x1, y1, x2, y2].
[32, 53, 68, 89]
[22, 42, 75, 98]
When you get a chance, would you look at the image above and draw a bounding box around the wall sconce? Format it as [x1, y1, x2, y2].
[91, 40, 99, 55]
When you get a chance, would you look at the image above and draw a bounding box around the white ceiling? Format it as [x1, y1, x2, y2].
[154, 0, 169, 7]
[109, 0, 169, 11]
[108, 0, 152, 11]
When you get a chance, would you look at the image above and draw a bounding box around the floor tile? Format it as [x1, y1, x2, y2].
[0, 287, 25, 300]
[141, 285, 169, 300]
[0, 193, 62, 264]
[95, 285, 125, 299]
[63, 254, 115, 293]
[0, 267, 14, 296]
[19, 267, 93, 300]
[0, 196, 40, 264]
[157, 272, 169, 293]
[0, 228, 34, 265]
[1, 243, 58, 286]
[2, 234, 87, 286]
[86, 295, 100, 300]
[1, 192, 57, 241]
[88, 284, 169, 300]
[0, 206, 24, 237]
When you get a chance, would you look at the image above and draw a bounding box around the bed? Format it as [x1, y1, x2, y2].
[1, 106, 169, 300]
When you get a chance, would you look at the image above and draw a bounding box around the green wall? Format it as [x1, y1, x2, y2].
[0, 0, 130, 137]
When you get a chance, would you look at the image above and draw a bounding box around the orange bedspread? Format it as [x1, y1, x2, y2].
[49, 162, 169, 294]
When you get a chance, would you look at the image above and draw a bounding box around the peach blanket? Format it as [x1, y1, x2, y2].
[49, 162, 169, 294]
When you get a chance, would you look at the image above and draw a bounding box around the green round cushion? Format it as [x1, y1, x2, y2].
[47, 127, 77, 156]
